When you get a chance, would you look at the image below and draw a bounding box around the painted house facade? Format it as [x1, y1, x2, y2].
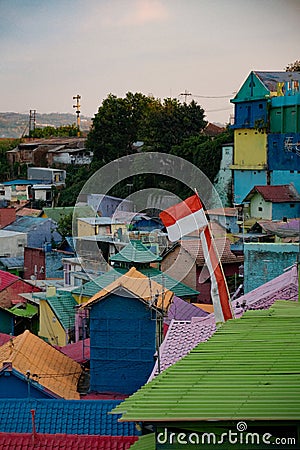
[230, 71, 300, 204]
[0, 230, 27, 257]
[81, 267, 173, 395]
[243, 184, 300, 220]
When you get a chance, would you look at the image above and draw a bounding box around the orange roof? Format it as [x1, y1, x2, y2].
[0, 330, 82, 399]
[81, 267, 174, 312]
[192, 303, 214, 313]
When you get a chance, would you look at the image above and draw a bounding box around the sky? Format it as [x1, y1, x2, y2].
[1, 0, 299, 125]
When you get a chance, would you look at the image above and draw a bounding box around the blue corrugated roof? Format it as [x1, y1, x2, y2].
[2, 179, 46, 186]
[4, 216, 49, 232]
[0, 257, 24, 269]
[0, 399, 139, 436]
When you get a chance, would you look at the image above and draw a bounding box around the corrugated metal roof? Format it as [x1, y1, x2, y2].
[42, 292, 76, 330]
[110, 240, 161, 263]
[0, 330, 82, 399]
[81, 267, 173, 312]
[0, 257, 24, 269]
[164, 296, 208, 325]
[43, 206, 95, 223]
[181, 237, 244, 266]
[16, 207, 42, 217]
[0, 399, 139, 436]
[113, 301, 300, 421]
[4, 216, 49, 232]
[0, 434, 138, 450]
[244, 184, 300, 203]
[255, 70, 300, 92]
[129, 433, 155, 449]
[55, 338, 90, 363]
[7, 303, 38, 318]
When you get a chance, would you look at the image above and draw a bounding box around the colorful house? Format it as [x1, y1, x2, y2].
[0, 329, 82, 399]
[37, 288, 77, 346]
[243, 184, 300, 220]
[4, 216, 62, 248]
[112, 301, 300, 449]
[230, 71, 300, 204]
[81, 267, 173, 395]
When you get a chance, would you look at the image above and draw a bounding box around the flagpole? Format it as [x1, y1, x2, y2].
[194, 188, 235, 321]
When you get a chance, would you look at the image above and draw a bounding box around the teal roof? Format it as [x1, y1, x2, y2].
[113, 301, 300, 421]
[72, 267, 199, 299]
[110, 240, 161, 263]
[43, 292, 76, 330]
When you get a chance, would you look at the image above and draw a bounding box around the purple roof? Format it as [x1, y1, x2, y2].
[164, 296, 209, 325]
[149, 264, 298, 381]
[232, 264, 298, 317]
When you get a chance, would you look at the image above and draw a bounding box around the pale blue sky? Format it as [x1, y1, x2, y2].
[1, 0, 299, 124]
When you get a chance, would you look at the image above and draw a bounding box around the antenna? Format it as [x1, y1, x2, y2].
[179, 89, 192, 103]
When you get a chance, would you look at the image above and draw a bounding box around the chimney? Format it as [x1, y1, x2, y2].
[46, 286, 56, 297]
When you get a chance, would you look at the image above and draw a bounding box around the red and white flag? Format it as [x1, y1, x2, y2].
[160, 193, 234, 322]
[159, 194, 207, 242]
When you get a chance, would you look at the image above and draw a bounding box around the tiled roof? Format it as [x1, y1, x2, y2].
[148, 316, 216, 381]
[0, 333, 12, 346]
[0, 399, 139, 436]
[0, 330, 82, 399]
[44, 292, 76, 329]
[164, 296, 208, 326]
[72, 267, 199, 299]
[114, 301, 300, 421]
[181, 237, 244, 266]
[245, 184, 300, 203]
[232, 263, 298, 315]
[81, 267, 174, 312]
[0, 270, 19, 291]
[0, 433, 138, 450]
[110, 240, 161, 263]
[55, 338, 90, 363]
[206, 207, 238, 217]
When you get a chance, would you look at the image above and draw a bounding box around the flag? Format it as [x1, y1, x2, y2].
[160, 193, 234, 322]
[200, 225, 234, 322]
[159, 194, 207, 242]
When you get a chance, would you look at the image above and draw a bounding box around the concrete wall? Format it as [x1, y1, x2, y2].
[244, 243, 299, 293]
[233, 169, 267, 204]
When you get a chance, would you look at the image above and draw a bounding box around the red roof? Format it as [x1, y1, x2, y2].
[247, 185, 300, 203]
[55, 339, 90, 364]
[0, 333, 12, 346]
[0, 433, 138, 449]
[0, 270, 19, 292]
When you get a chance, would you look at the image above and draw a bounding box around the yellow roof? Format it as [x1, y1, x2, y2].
[192, 303, 214, 314]
[82, 267, 173, 312]
[0, 330, 82, 399]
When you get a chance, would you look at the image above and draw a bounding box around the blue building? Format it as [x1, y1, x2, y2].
[4, 217, 61, 248]
[81, 267, 173, 395]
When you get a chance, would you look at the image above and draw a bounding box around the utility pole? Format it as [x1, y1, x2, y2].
[73, 94, 81, 137]
[179, 89, 192, 103]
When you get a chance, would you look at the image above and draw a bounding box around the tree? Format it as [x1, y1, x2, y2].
[285, 60, 300, 72]
[29, 124, 78, 138]
[0, 139, 20, 181]
[57, 212, 73, 239]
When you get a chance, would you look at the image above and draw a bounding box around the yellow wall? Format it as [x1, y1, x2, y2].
[72, 294, 91, 305]
[234, 129, 267, 167]
[38, 299, 67, 346]
[77, 219, 97, 237]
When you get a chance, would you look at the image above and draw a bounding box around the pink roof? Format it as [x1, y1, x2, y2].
[0, 433, 138, 449]
[0, 270, 19, 291]
[248, 185, 300, 203]
[0, 333, 12, 346]
[55, 339, 90, 364]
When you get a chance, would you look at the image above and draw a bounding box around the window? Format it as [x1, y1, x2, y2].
[290, 204, 295, 208]
[259, 103, 263, 109]
[258, 207, 263, 212]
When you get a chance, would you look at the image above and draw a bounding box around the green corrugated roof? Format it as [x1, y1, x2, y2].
[72, 267, 199, 299]
[45, 293, 77, 330]
[129, 434, 155, 449]
[43, 206, 95, 223]
[7, 303, 38, 318]
[110, 240, 161, 263]
[112, 301, 300, 421]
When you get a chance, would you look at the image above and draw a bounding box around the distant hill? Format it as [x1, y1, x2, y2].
[0, 112, 92, 138]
